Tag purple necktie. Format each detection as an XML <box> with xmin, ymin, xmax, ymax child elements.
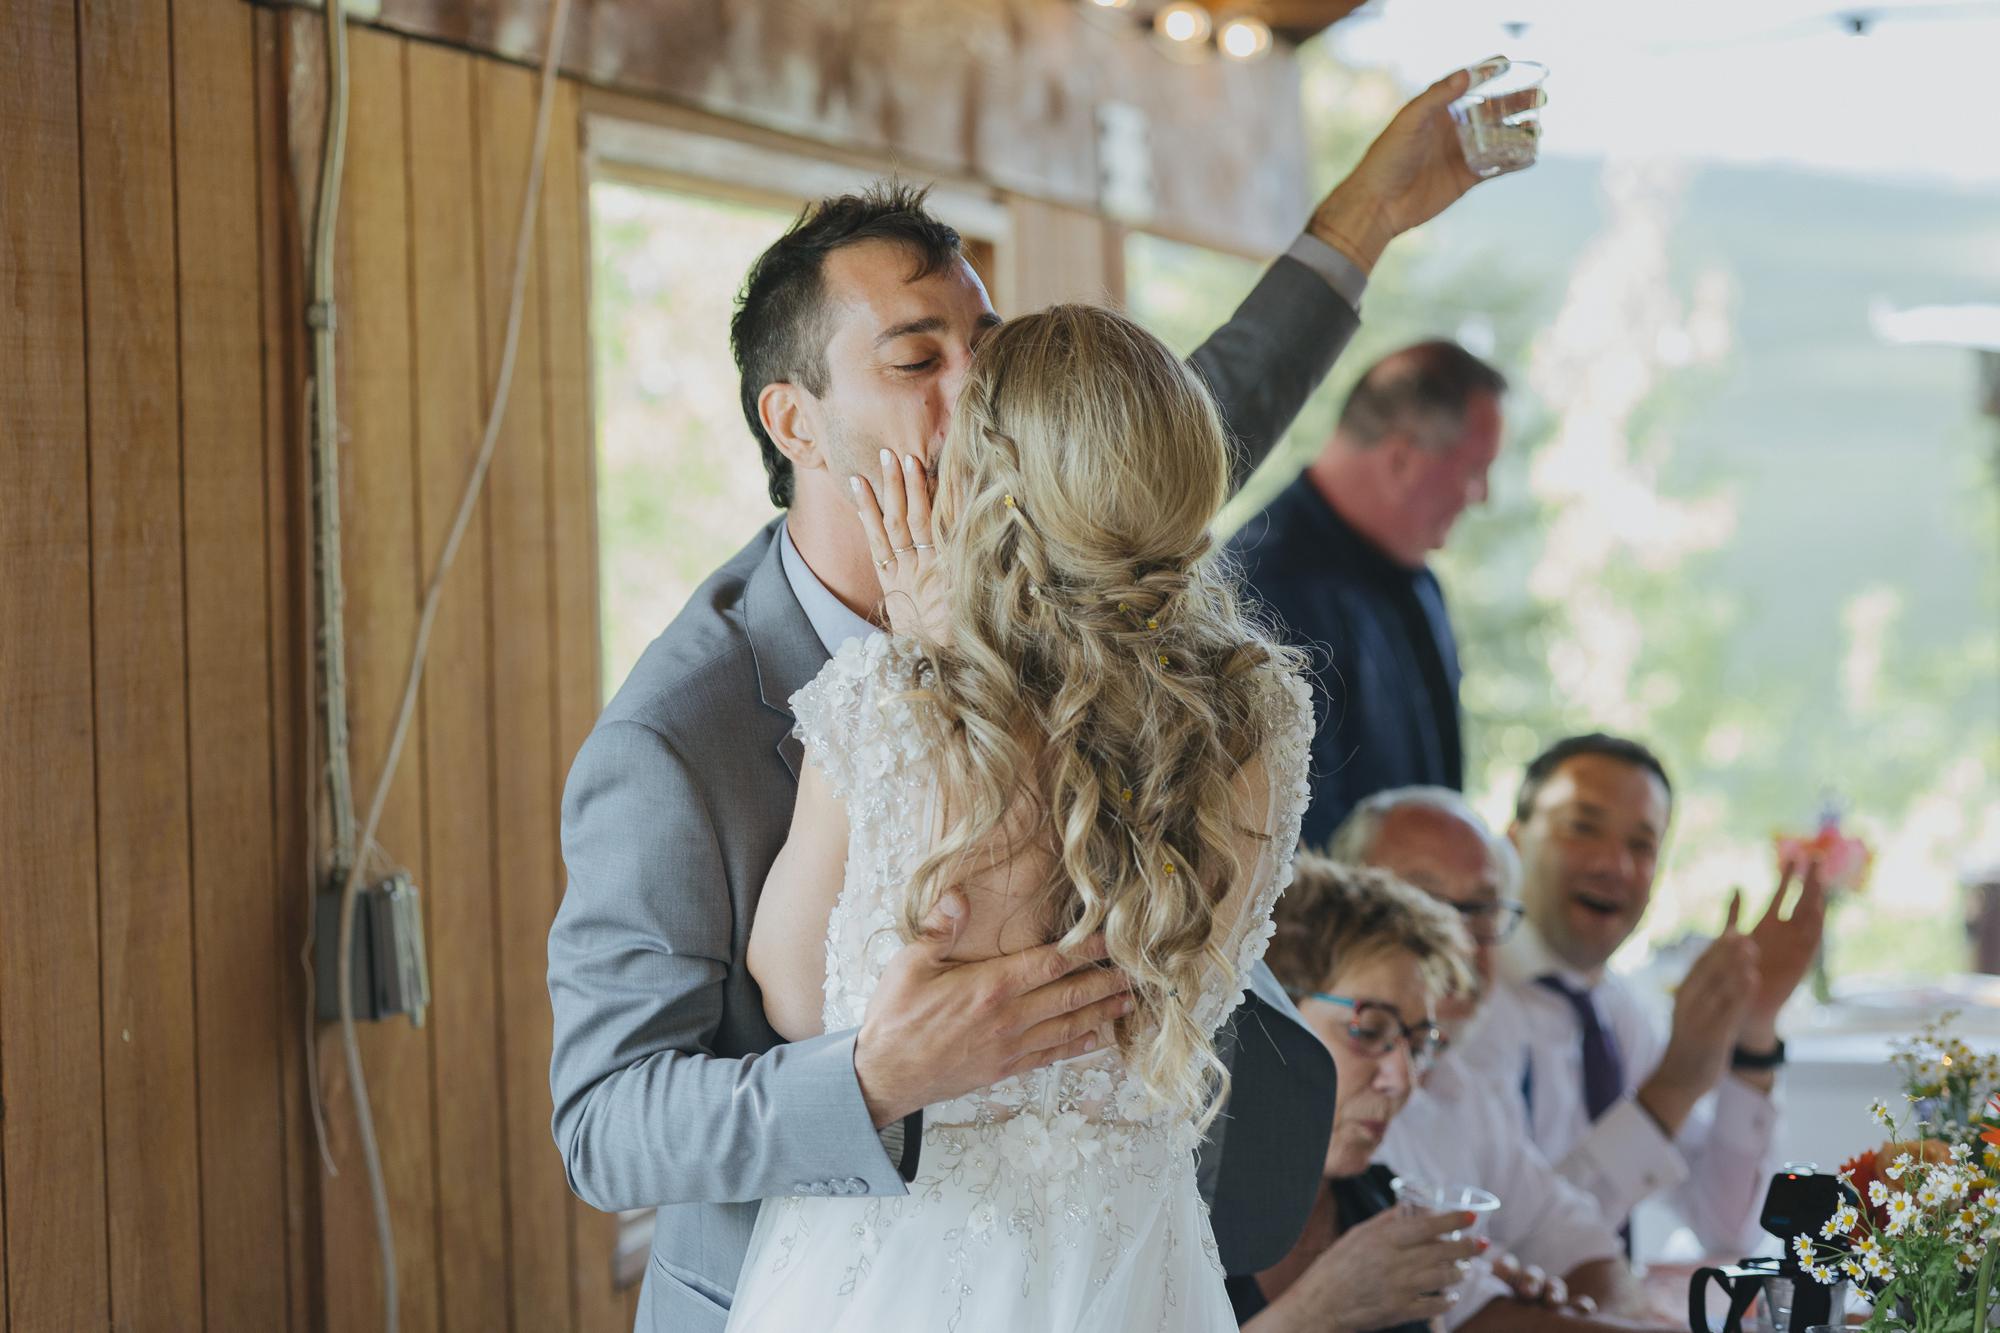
<box><xmin>1536</xmin><ymin>974</ymin><xmax>1626</xmax><ymax>1122</ymax></box>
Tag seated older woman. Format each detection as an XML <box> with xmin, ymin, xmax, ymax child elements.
<box><xmin>1240</xmin><ymin>854</ymin><xmax>1674</xmax><ymax>1333</ymax></box>
<box><xmin>1233</xmin><ymin>858</ymin><xmax>1485</xmax><ymax>1331</ymax></box>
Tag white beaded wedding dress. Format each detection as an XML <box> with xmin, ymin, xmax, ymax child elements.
<box><xmin>724</xmin><ymin>634</ymin><xmax>1313</xmax><ymax>1333</ymax></box>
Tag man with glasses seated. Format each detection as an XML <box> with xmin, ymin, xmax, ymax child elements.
<box><xmin>1330</xmin><ymin>787</ymin><xmax>1665</xmax><ymax>1331</ymax></box>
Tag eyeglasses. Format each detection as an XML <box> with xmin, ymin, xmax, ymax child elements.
<box><xmin>1450</xmin><ymin>898</ymin><xmax>1526</xmax><ymax>945</ymax></box>
<box><xmin>1288</xmin><ymin>991</ymin><xmax>1448</xmax><ymax>1074</ymax></box>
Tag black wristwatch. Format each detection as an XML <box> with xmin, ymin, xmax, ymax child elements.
<box><xmin>1732</xmin><ymin>1039</ymin><xmax>1787</xmax><ymax>1071</ymax></box>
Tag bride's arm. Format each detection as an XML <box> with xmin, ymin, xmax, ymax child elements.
<box><xmin>747</xmin><ymin>760</ymin><xmax>850</xmax><ymax>1042</ymax></box>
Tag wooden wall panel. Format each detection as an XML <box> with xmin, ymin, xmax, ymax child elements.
<box><xmin>1001</xmin><ymin>196</ymin><xmax>1124</xmax><ymax>315</ymax></box>
<box><xmin>0</xmin><ymin>4</ymin><xmax>111</xmax><ymax>1329</ymax></box>
<box><xmin>76</xmin><ymin>1</ymin><xmax>206</xmax><ymax>1324</ymax></box>
<box><xmin>541</xmin><ymin>80</ymin><xmax>630</xmax><ymax>1333</ymax></box>
<box><xmin>475</xmin><ymin>56</ymin><xmax>575</xmax><ymax>1333</ymax></box>
<box><xmin>253</xmin><ymin>13</ymin><xmax>323</xmax><ymax>1329</ymax></box>
<box><xmin>172</xmin><ymin>0</ymin><xmax>292</xmax><ymax>1328</ymax></box>
<box><xmin>320</xmin><ymin>25</ymin><xmax>441</xmax><ymax>1333</ymax></box>
<box><xmin>346</xmin><ymin>0</ymin><xmax>1311</xmax><ymax>256</ymax></box>
<box><xmin>404</xmin><ymin>36</ymin><xmax>512</xmax><ymax>1333</ymax></box>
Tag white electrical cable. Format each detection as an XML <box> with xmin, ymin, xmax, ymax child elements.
<box><xmin>302</xmin><ymin>1</ymin><xmax>573</xmax><ymax>1328</ymax></box>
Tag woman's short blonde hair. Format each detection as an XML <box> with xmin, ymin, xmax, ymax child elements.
<box><xmin>1266</xmin><ymin>854</ymin><xmax>1478</xmax><ymax>1003</ymax></box>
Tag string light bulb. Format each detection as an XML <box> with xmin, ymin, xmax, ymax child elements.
<box><xmin>1217</xmin><ymin>14</ymin><xmax>1272</xmax><ymax>60</ymax></box>
<box><xmin>1154</xmin><ymin>2</ymin><xmax>1213</xmax><ymax>47</ymax></box>
<box><xmin>1087</xmin><ymin>0</ymin><xmax>1134</xmax><ymax>8</ymax></box>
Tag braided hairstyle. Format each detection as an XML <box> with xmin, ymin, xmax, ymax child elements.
<box><xmin>901</xmin><ymin>304</ymin><xmax>1304</xmax><ymax>1128</ymax></box>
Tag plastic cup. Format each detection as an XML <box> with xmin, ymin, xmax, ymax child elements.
<box><xmin>1393</xmin><ymin>1177</ymin><xmax>1502</xmax><ymax>1236</ymax></box>
<box><xmin>1450</xmin><ymin>58</ymin><xmax>1547</xmax><ymax>179</ymax></box>
<box><xmin>1393</xmin><ymin>1178</ymin><xmax>1503</xmax><ymax>1305</ymax></box>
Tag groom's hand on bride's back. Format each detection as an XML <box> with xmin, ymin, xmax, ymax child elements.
<box><xmin>852</xmin><ymin>888</ymin><xmax>1134</xmax><ymax>1128</ymax></box>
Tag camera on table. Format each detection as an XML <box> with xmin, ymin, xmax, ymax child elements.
<box><xmin>1689</xmin><ymin>1169</ymin><xmax>1860</xmax><ymax>1333</ymax></box>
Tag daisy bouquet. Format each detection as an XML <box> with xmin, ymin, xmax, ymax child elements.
<box><xmin>1893</xmin><ymin>1017</ymin><xmax>2000</xmax><ymax>1155</ymax></box>
<box><xmin>1794</xmin><ymin>1096</ymin><xmax>2000</xmax><ymax>1333</ymax></box>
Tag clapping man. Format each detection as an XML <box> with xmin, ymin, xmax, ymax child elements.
<box><xmin>1458</xmin><ymin>735</ymin><xmax>1826</xmax><ymax>1254</ymax></box>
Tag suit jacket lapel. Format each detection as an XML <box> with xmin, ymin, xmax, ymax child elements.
<box><xmin>743</xmin><ymin>522</ymin><xmax>831</xmax><ymax>780</ymax></box>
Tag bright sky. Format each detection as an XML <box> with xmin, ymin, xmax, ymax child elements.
<box><xmin>1327</xmin><ymin>0</ymin><xmax>2000</xmax><ymax>187</ymax></box>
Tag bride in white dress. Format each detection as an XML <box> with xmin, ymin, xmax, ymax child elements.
<box><xmin>730</xmin><ymin>304</ymin><xmax>1314</xmax><ymax>1333</ymax></box>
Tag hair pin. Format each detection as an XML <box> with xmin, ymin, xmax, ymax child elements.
<box><xmin>1003</xmin><ymin>494</ymin><xmax>1016</xmax><ymax>509</ymax></box>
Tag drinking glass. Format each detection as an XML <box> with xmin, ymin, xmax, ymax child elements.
<box><xmin>1393</xmin><ymin>1178</ymin><xmax>1503</xmax><ymax>1302</ymax></box>
<box><xmin>1450</xmin><ymin>58</ymin><xmax>1547</xmax><ymax>178</ymax></box>
<box><xmin>1393</xmin><ymin>1178</ymin><xmax>1502</xmax><ymax>1235</ymax></box>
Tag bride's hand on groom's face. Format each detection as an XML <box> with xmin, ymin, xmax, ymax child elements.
<box><xmin>851</xmin><ymin>889</ymin><xmax>1135</xmax><ymax>1128</ymax></box>
<box><xmin>853</xmin><ymin>449</ymin><xmax>949</xmax><ymax>642</ymax></box>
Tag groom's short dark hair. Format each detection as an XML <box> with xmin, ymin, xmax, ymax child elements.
<box><xmin>731</xmin><ymin>183</ymin><xmax>964</xmax><ymax>508</ymax></box>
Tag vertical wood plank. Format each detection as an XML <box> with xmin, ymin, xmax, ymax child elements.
<box><xmin>0</xmin><ymin>1069</ymin><xmax>6</xmax><ymax>1329</ymax></box>
<box><xmin>0</xmin><ymin>3</ymin><xmax>110</xmax><ymax>1328</ymax></box>
<box><xmin>405</xmin><ymin>37</ymin><xmax>510</xmax><ymax>1333</ymax></box>
<box><xmin>76</xmin><ymin>0</ymin><xmax>205</xmax><ymax>1324</ymax></box>
<box><xmin>172</xmin><ymin>0</ymin><xmax>291</xmax><ymax>1327</ymax></box>
<box><xmin>539</xmin><ymin>80</ymin><xmax>626</xmax><ymax>1333</ymax></box>
<box><xmin>318</xmin><ymin>25</ymin><xmax>441</xmax><ymax>1333</ymax></box>
<box><xmin>475</xmin><ymin>54</ymin><xmax>573</xmax><ymax>1333</ymax></box>
<box><xmin>256</xmin><ymin>12</ymin><xmax>321</xmax><ymax>1329</ymax></box>
<box><xmin>1001</xmin><ymin>197</ymin><xmax>1114</xmax><ymax>315</ymax></box>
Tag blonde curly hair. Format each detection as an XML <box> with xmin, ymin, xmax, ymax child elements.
<box><xmin>898</xmin><ymin>303</ymin><xmax>1304</xmax><ymax>1128</ymax></box>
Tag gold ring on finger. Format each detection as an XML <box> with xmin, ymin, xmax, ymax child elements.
<box><xmin>892</xmin><ymin>546</ymin><xmax>915</xmax><ymax>555</ymax></box>
<box><xmin>912</xmin><ymin>542</ymin><xmax>934</xmax><ymax>550</ymax></box>
<box><xmin>876</xmin><ymin>557</ymin><xmax>895</xmax><ymax>570</ymax></box>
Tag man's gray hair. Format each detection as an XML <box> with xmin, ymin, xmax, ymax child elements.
<box><xmin>1336</xmin><ymin>339</ymin><xmax>1507</xmax><ymax>453</ymax></box>
<box><xmin>1325</xmin><ymin>785</ymin><xmax>1520</xmax><ymax>895</ymax></box>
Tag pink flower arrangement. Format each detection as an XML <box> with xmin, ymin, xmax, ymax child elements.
<box><xmin>1774</xmin><ymin>811</ymin><xmax>1872</xmax><ymax>895</ymax></box>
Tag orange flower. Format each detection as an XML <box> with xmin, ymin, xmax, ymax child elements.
<box><xmin>1982</xmin><ymin>1094</ymin><xmax>2000</xmax><ymax>1147</ymax></box>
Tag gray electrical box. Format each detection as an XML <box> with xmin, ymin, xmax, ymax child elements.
<box><xmin>314</xmin><ymin>872</ymin><xmax>431</xmax><ymax>1027</ymax></box>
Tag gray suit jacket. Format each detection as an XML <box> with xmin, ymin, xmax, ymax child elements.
<box><xmin>550</xmin><ymin>253</ymin><xmax>1356</xmax><ymax>1331</ymax></box>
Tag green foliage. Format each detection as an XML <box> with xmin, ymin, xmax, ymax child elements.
<box><xmin>1130</xmin><ymin>36</ymin><xmax>2000</xmax><ymax>978</ymax></box>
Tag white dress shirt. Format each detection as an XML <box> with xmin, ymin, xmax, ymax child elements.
<box><xmin>779</xmin><ymin>520</ymin><xmax>879</xmax><ymax>655</ymax></box>
<box><xmin>1379</xmin><ymin>1049</ymin><xmax>1623</xmax><ymax>1328</ymax></box>
<box><xmin>1457</xmin><ymin>925</ymin><xmax>1778</xmax><ymax>1256</ymax></box>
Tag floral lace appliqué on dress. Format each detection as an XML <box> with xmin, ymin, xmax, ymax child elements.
<box><xmin>725</xmin><ymin>634</ymin><xmax>1314</xmax><ymax>1333</ymax></box>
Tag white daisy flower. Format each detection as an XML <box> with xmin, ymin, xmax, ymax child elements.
<box><xmin>1810</xmin><ymin>1265</ymin><xmax>1837</xmax><ymax>1285</ymax></box>
<box><xmin>1885</xmin><ymin>1193</ymin><xmax>1917</xmax><ymax>1235</ymax></box>
<box><xmin>1869</xmin><ymin>1181</ymin><xmax>1892</xmax><ymax>1206</ymax></box>
<box><xmin>1870</xmin><ymin>1099</ymin><xmax>1895</xmax><ymax>1129</ymax></box>
<box><xmin>1792</xmin><ymin>1235</ymin><xmax>1817</xmax><ymax>1266</ymax></box>
<box><xmin>1886</xmin><ymin>1153</ymin><xmax>1913</xmax><ymax>1182</ymax></box>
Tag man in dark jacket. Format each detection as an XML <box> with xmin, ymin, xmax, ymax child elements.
<box><xmin>1229</xmin><ymin>340</ymin><xmax>1507</xmax><ymax>848</ymax></box>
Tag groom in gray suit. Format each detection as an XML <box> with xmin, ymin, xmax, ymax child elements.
<box><xmin>550</xmin><ymin>69</ymin><xmax>1506</xmax><ymax>1331</ymax></box>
